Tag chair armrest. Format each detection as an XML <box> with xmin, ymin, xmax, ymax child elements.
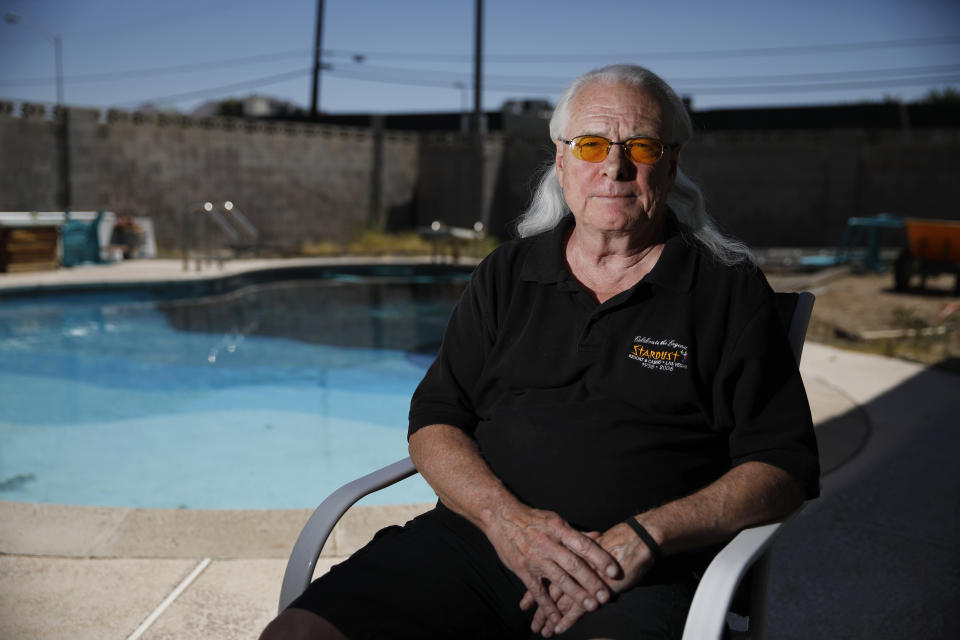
<box><xmin>278</xmin><ymin>456</ymin><xmax>418</xmax><ymax>612</ymax></box>
<box><xmin>681</xmin><ymin>507</ymin><xmax>802</xmax><ymax>640</ymax></box>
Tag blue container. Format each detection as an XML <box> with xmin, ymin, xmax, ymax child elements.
<box><xmin>61</xmin><ymin>210</ymin><xmax>103</xmax><ymax>267</ymax></box>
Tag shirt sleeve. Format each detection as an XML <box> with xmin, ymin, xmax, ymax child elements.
<box><xmin>407</xmin><ymin>262</ymin><xmax>497</xmax><ymax>439</ymax></box>
<box><xmin>718</xmin><ymin>298</ymin><xmax>821</xmax><ymax>499</ymax></box>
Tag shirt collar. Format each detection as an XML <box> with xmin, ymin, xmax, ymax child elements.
<box><xmin>643</xmin><ymin>217</ymin><xmax>698</xmax><ymax>293</ymax></box>
<box><xmin>519</xmin><ymin>211</ymin><xmax>698</xmax><ymax>293</ymax></box>
<box><xmin>520</xmin><ymin>215</ymin><xmax>574</xmax><ymax>284</ymax></box>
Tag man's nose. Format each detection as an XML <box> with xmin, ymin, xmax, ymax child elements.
<box><xmin>601</xmin><ymin>142</ymin><xmax>635</xmax><ymax>179</ymax></box>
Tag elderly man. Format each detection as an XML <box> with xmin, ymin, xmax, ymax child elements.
<box><xmin>261</xmin><ymin>64</ymin><xmax>819</xmax><ymax>640</ymax></box>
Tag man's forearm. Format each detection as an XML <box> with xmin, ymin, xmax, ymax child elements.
<box><xmin>408</xmin><ymin>423</ymin><xmax>522</xmax><ymax>531</ymax></box>
<box><xmin>634</xmin><ymin>461</ymin><xmax>805</xmax><ymax>556</ymax></box>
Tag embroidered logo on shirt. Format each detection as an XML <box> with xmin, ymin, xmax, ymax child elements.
<box><xmin>628</xmin><ymin>336</ymin><xmax>689</xmax><ymax>372</ymax></box>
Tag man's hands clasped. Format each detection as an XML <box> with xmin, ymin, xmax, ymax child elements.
<box><xmin>482</xmin><ymin>504</ymin><xmax>657</xmax><ymax>638</ymax></box>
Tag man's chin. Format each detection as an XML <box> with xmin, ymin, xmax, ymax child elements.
<box><xmin>582</xmin><ymin>209</ymin><xmax>654</xmax><ymax>234</ymax></box>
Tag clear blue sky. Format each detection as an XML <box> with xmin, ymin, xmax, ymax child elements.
<box><xmin>1</xmin><ymin>0</ymin><xmax>958</xmax><ymax>114</ymax></box>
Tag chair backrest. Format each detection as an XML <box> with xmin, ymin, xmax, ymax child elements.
<box><xmin>775</xmin><ymin>291</ymin><xmax>815</xmax><ymax>363</ymax></box>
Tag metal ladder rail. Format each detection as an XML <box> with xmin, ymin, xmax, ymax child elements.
<box><xmin>181</xmin><ymin>201</ymin><xmax>260</xmax><ymax>271</ymax></box>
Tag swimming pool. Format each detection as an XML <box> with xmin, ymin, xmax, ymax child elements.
<box><xmin>0</xmin><ymin>265</ymin><xmax>471</xmax><ymax>509</ymax></box>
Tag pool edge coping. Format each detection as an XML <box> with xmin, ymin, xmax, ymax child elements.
<box><xmin>0</xmin><ymin>256</ymin><xmax>481</xmax><ymax>297</ymax></box>
<box><xmin>0</xmin><ymin>499</ymin><xmax>435</xmax><ymax>559</ymax></box>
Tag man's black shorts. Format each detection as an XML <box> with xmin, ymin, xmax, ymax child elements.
<box><xmin>288</xmin><ymin>503</ymin><xmax>698</xmax><ymax>640</ymax></box>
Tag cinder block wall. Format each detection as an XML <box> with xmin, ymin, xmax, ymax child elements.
<box><xmin>681</xmin><ymin>129</ymin><xmax>960</xmax><ymax>247</ymax></box>
<box><xmin>1</xmin><ymin>103</ymin><xmax>957</xmax><ymax>251</ymax></box>
<box><xmin>0</xmin><ymin>105</ymin><xmax>422</xmax><ymax>251</ymax></box>
<box><xmin>0</xmin><ymin>104</ymin><xmax>62</xmax><ymax>208</ymax></box>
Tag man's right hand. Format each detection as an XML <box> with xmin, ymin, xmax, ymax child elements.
<box><xmin>481</xmin><ymin>503</ymin><xmax>620</xmax><ymax>636</ymax></box>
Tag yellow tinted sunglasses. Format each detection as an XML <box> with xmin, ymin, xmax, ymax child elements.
<box><xmin>559</xmin><ymin>135</ymin><xmax>675</xmax><ymax>165</ymax></box>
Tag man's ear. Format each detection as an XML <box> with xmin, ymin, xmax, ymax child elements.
<box><xmin>667</xmin><ymin>147</ymin><xmax>680</xmax><ymax>181</ymax></box>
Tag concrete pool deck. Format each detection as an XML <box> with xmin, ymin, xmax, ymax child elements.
<box><xmin>2</xmin><ymin>259</ymin><xmax>958</xmax><ymax>638</ymax></box>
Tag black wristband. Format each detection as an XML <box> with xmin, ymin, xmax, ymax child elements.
<box><xmin>625</xmin><ymin>517</ymin><xmax>663</xmax><ymax>565</ymax></box>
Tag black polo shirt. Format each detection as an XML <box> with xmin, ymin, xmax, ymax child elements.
<box><xmin>409</xmin><ymin>216</ymin><xmax>819</xmax><ymax>532</ymax></box>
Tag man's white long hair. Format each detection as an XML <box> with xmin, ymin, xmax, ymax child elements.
<box><xmin>515</xmin><ymin>64</ymin><xmax>753</xmax><ymax>265</ymax></box>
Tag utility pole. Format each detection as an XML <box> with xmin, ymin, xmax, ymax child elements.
<box><xmin>473</xmin><ymin>0</ymin><xmax>483</xmax><ymax>134</ymax></box>
<box><xmin>310</xmin><ymin>0</ymin><xmax>325</xmax><ymax>119</ymax></box>
<box><xmin>473</xmin><ymin>0</ymin><xmax>488</xmax><ymax>232</ymax></box>
<box><xmin>53</xmin><ymin>34</ymin><xmax>63</xmax><ymax>107</ymax></box>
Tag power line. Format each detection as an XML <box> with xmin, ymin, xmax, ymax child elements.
<box><xmin>325</xmin><ymin>64</ymin><xmax>960</xmax><ymax>97</ymax></box>
<box><xmin>666</xmin><ymin>63</ymin><xmax>960</xmax><ymax>85</ymax></box>
<box><xmin>489</xmin><ymin>73</ymin><xmax>960</xmax><ymax>96</ymax></box>
<box><xmin>0</xmin><ymin>50</ymin><xmax>312</xmax><ymax>86</ymax></box>
<box><xmin>6</xmin><ymin>58</ymin><xmax>958</xmax><ymax>92</ymax></box>
<box><xmin>6</xmin><ymin>58</ymin><xmax>956</xmax><ymax>108</ymax></box>
<box><xmin>325</xmin><ymin>66</ymin><xmax>469</xmax><ymax>90</ymax></box>
<box><xmin>674</xmin><ymin>73</ymin><xmax>960</xmax><ymax>96</ymax></box>
<box><xmin>7</xmin><ymin>67</ymin><xmax>955</xmax><ymax>111</ymax></box>
<box><xmin>5</xmin><ymin>37</ymin><xmax>958</xmax><ymax>108</ymax></box>
<box><xmin>5</xmin><ymin>34</ymin><xmax>958</xmax><ymax>87</ymax></box>
<box><xmin>325</xmin><ymin>35</ymin><xmax>960</xmax><ymax>63</ymax></box>
<box><xmin>331</xmin><ymin>61</ymin><xmax>960</xmax><ymax>88</ymax></box>
<box><xmin>112</xmin><ymin>68</ymin><xmax>311</xmax><ymax>108</ymax></box>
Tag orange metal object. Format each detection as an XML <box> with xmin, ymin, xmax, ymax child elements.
<box><xmin>904</xmin><ymin>218</ymin><xmax>960</xmax><ymax>263</ymax></box>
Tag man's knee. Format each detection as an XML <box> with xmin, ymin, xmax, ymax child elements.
<box><xmin>259</xmin><ymin>608</ymin><xmax>349</xmax><ymax>640</ymax></box>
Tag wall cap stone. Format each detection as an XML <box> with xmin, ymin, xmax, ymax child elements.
<box><xmin>20</xmin><ymin>103</ymin><xmax>48</xmax><ymax>119</ymax></box>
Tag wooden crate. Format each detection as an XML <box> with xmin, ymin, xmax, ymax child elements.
<box><xmin>0</xmin><ymin>225</ymin><xmax>60</xmax><ymax>272</ymax></box>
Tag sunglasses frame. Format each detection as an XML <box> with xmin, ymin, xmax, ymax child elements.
<box><xmin>558</xmin><ymin>135</ymin><xmax>677</xmax><ymax>165</ymax></box>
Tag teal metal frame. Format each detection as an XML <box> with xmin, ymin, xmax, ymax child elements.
<box><xmin>800</xmin><ymin>213</ymin><xmax>904</xmax><ymax>272</ymax></box>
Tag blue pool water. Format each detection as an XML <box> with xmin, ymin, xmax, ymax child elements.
<box><xmin>0</xmin><ymin>268</ymin><xmax>469</xmax><ymax>508</ymax></box>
